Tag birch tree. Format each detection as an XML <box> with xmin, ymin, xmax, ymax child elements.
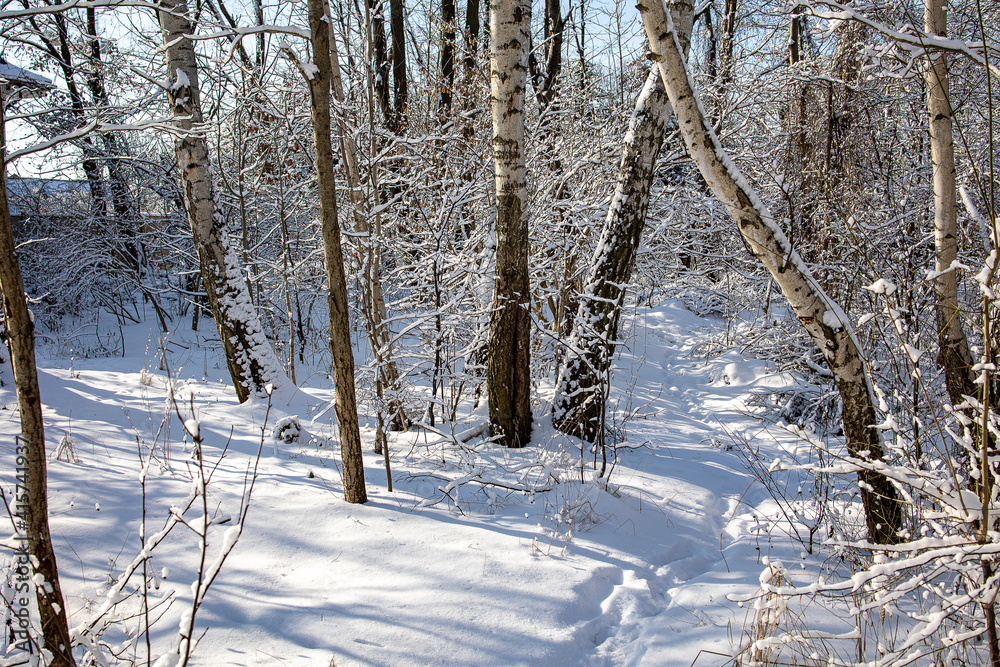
<box><xmin>925</xmin><ymin>0</ymin><xmax>977</xmax><ymax>407</ymax></box>
<box><xmin>487</xmin><ymin>0</ymin><xmax>532</xmax><ymax>448</ymax></box>
<box><xmin>158</xmin><ymin>0</ymin><xmax>287</xmax><ymax>402</ymax></box>
<box><xmin>637</xmin><ymin>0</ymin><xmax>901</xmax><ymax>543</ymax></box>
<box><xmin>552</xmin><ymin>0</ymin><xmax>693</xmax><ymax>443</ymax></box>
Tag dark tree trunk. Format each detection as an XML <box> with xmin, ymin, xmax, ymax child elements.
<box><xmin>0</xmin><ymin>96</ymin><xmax>77</xmax><ymax>667</ymax></box>
<box><xmin>788</xmin><ymin>6</ymin><xmax>804</xmax><ymax>65</ymax></box>
<box><xmin>439</xmin><ymin>0</ymin><xmax>456</xmax><ymax>113</ymax></box>
<box><xmin>552</xmin><ymin>68</ymin><xmax>671</xmax><ymax>441</ymax></box>
<box><xmin>327</xmin><ymin>23</ymin><xmax>408</xmax><ymax>433</ymax></box>
<box><xmin>305</xmin><ymin>0</ymin><xmax>369</xmax><ymax>503</ymax></box>
<box><xmin>720</xmin><ymin>0</ymin><xmax>737</xmax><ymax>88</ymax></box>
<box><xmin>367</xmin><ymin>0</ymin><xmax>394</xmax><ymax>130</ymax></box>
<box><xmin>464</xmin><ymin>0</ymin><xmax>481</xmax><ymax>72</ymax></box>
<box><xmin>528</xmin><ymin>0</ymin><xmax>564</xmax><ymax>115</ymax></box>
<box><xmin>705</xmin><ymin>5</ymin><xmax>717</xmax><ymax>80</ymax></box>
<box><xmin>390</xmin><ymin>0</ymin><xmax>408</xmax><ymax>130</ymax></box>
<box><xmin>37</xmin><ymin>9</ymin><xmax>109</xmax><ymax>219</ymax></box>
<box><xmin>86</xmin><ymin>8</ymin><xmax>142</xmax><ymax>274</ymax></box>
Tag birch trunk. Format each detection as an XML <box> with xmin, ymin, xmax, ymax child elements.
<box><xmin>926</xmin><ymin>0</ymin><xmax>976</xmax><ymax>407</ymax></box>
<box><xmin>926</xmin><ymin>0</ymin><xmax>997</xmax><ymax>655</ymax></box>
<box><xmin>487</xmin><ymin>0</ymin><xmax>532</xmax><ymax>448</ymax></box>
<box><xmin>638</xmin><ymin>0</ymin><xmax>901</xmax><ymax>543</ymax></box>
<box><xmin>306</xmin><ymin>0</ymin><xmax>368</xmax><ymax>504</ymax></box>
<box><xmin>552</xmin><ymin>0</ymin><xmax>693</xmax><ymax>441</ymax></box>
<box><xmin>0</xmin><ymin>96</ymin><xmax>77</xmax><ymax>667</ymax></box>
<box><xmin>158</xmin><ymin>0</ymin><xmax>286</xmax><ymax>402</ymax></box>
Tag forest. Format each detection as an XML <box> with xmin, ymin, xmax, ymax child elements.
<box><xmin>0</xmin><ymin>0</ymin><xmax>999</xmax><ymax>664</ymax></box>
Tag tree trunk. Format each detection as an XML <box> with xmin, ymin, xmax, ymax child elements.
<box><xmin>86</xmin><ymin>8</ymin><xmax>142</xmax><ymax>275</ymax></box>
<box><xmin>390</xmin><ymin>0</ymin><xmax>408</xmax><ymax>130</ymax></box>
<box><xmin>925</xmin><ymin>0</ymin><xmax>977</xmax><ymax>407</ymax></box>
<box><xmin>487</xmin><ymin>0</ymin><xmax>532</xmax><ymax>448</ymax></box>
<box><xmin>42</xmin><ymin>10</ymin><xmax>109</xmax><ymax>221</ymax></box>
<box><xmin>366</xmin><ymin>0</ymin><xmax>394</xmax><ymax>130</ymax></box>
<box><xmin>528</xmin><ymin>0</ymin><xmax>564</xmax><ymax>114</ymax></box>
<box><xmin>328</xmin><ymin>19</ymin><xmax>408</xmax><ymax>432</ymax></box>
<box><xmin>552</xmin><ymin>0</ymin><xmax>693</xmax><ymax>442</ymax></box>
<box><xmin>158</xmin><ymin>0</ymin><xmax>287</xmax><ymax>402</ymax></box>
<box><xmin>306</xmin><ymin>0</ymin><xmax>369</xmax><ymax>504</ymax></box>
<box><xmin>439</xmin><ymin>0</ymin><xmax>456</xmax><ymax>113</ymax></box>
<box><xmin>638</xmin><ymin>0</ymin><xmax>901</xmax><ymax>544</ymax></box>
<box><xmin>464</xmin><ymin>0</ymin><xmax>481</xmax><ymax>72</ymax></box>
<box><xmin>788</xmin><ymin>5</ymin><xmax>804</xmax><ymax>65</ymax></box>
<box><xmin>0</xmin><ymin>95</ymin><xmax>77</xmax><ymax>667</ymax></box>
<box><xmin>720</xmin><ymin>0</ymin><xmax>737</xmax><ymax>88</ymax></box>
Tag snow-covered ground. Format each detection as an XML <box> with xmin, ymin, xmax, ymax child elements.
<box><xmin>1</xmin><ymin>301</ymin><xmax>820</xmax><ymax>666</ymax></box>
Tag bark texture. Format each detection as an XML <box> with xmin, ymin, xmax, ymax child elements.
<box><xmin>464</xmin><ymin>0</ymin><xmax>481</xmax><ymax>72</ymax></box>
<box><xmin>0</xmin><ymin>99</ymin><xmax>77</xmax><ymax>667</ymax></box>
<box><xmin>926</xmin><ymin>0</ymin><xmax>977</xmax><ymax>407</ymax></box>
<box><xmin>528</xmin><ymin>0</ymin><xmax>564</xmax><ymax>113</ymax></box>
<box><xmin>439</xmin><ymin>0</ymin><xmax>457</xmax><ymax>113</ymax></box>
<box><xmin>638</xmin><ymin>0</ymin><xmax>900</xmax><ymax>544</ymax></box>
<box><xmin>487</xmin><ymin>0</ymin><xmax>532</xmax><ymax>448</ymax></box>
<box><xmin>307</xmin><ymin>0</ymin><xmax>368</xmax><ymax>504</ymax></box>
<box><xmin>552</xmin><ymin>68</ymin><xmax>670</xmax><ymax>440</ymax></box>
<box><xmin>158</xmin><ymin>0</ymin><xmax>286</xmax><ymax>402</ymax></box>
<box><xmin>366</xmin><ymin>0</ymin><xmax>394</xmax><ymax>130</ymax></box>
<box><xmin>390</xmin><ymin>0</ymin><xmax>408</xmax><ymax>129</ymax></box>
<box><xmin>552</xmin><ymin>0</ymin><xmax>694</xmax><ymax>441</ymax></box>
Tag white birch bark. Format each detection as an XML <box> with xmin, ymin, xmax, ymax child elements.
<box><xmin>158</xmin><ymin>0</ymin><xmax>286</xmax><ymax>402</ymax></box>
<box><xmin>487</xmin><ymin>0</ymin><xmax>532</xmax><ymax>448</ymax></box>
<box><xmin>926</xmin><ymin>0</ymin><xmax>976</xmax><ymax>407</ymax></box>
<box><xmin>638</xmin><ymin>0</ymin><xmax>901</xmax><ymax>543</ymax></box>
<box><xmin>553</xmin><ymin>0</ymin><xmax>693</xmax><ymax>441</ymax></box>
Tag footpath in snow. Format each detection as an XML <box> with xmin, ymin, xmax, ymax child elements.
<box><xmin>0</xmin><ymin>300</ymin><xmax>804</xmax><ymax>666</ymax></box>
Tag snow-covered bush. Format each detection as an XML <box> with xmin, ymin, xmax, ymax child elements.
<box><xmin>737</xmin><ymin>253</ymin><xmax>1000</xmax><ymax>664</ymax></box>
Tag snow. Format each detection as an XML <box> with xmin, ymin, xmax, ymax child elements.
<box><xmin>0</xmin><ymin>301</ymin><xmax>859</xmax><ymax>665</ymax></box>
<box><xmin>864</xmin><ymin>277</ymin><xmax>897</xmax><ymax>295</ymax></box>
<box><xmin>299</xmin><ymin>62</ymin><xmax>320</xmax><ymax>81</ymax></box>
<box><xmin>0</xmin><ymin>61</ymin><xmax>51</xmax><ymax>88</ymax></box>
<box><xmin>170</xmin><ymin>68</ymin><xmax>190</xmax><ymax>92</ymax></box>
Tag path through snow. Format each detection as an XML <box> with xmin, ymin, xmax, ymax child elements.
<box><xmin>0</xmin><ymin>301</ymin><xmax>801</xmax><ymax>666</ymax></box>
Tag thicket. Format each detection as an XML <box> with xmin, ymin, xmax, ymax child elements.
<box><xmin>2</xmin><ymin>0</ymin><xmax>999</xmax><ymax>662</ymax></box>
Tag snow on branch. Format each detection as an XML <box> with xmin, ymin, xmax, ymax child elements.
<box><xmin>804</xmin><ymin>0</ymin><xmax>1000</xmax><ymax>78</ymax></box>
